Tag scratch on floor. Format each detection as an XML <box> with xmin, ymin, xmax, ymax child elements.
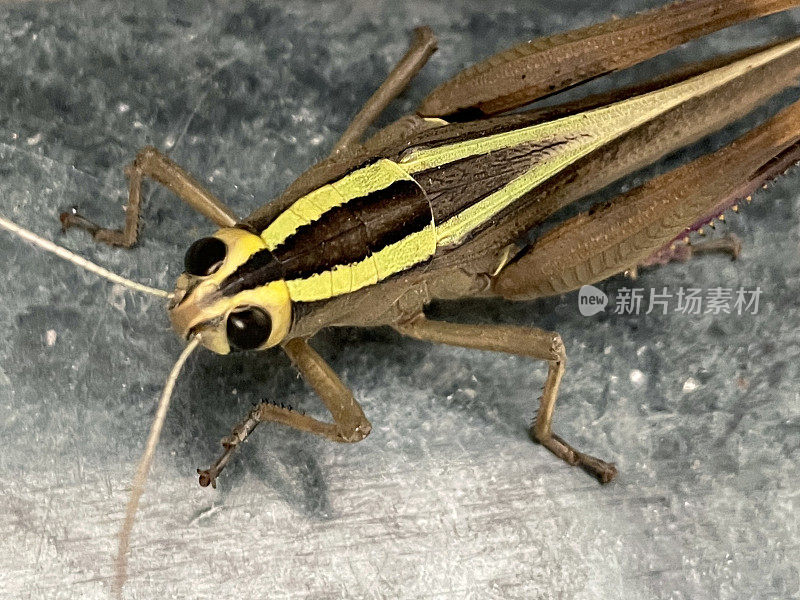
<box><xmin>188</xmin><ymin>503</ymin><xmax>223</xmax><ymax>527</ymax></box>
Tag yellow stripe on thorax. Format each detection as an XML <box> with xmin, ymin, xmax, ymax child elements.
<box><xmin>398</xmin><ymin>37</ymin><xmax>800</xmax><ymax>247</ymax></box>
<box><xmin>264</xmin><ymin>158</ymin><xmax>436</xmax><ymax>302</ymax></box>
<box><xmin>285</xmin><ymin>223</ymin><xmax>436</xmax><ymax>302</ymax></box>
<box><xmin>260</xmin><ymin>158</ymin><xmax>414</xmax><ymax>250</ymax></box>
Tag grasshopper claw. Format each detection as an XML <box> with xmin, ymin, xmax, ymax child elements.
<box><xmin>197</xmin><ymin>468</ymin><xmax>217</xmax><ymax>489</ymax></box>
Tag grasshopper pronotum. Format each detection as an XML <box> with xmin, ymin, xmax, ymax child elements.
<box><xmin>2</xmin><ymin>0</ymin><xmax>799</xmax><ymax>594</ymax></box>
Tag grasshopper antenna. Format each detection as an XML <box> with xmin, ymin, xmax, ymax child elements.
<box><xmin>113</xmin><ymin>335</ymin><xmax>202</xmax><ymax>597</ymax></box>
<box><xmin>0</xmin><ymin>214</ymin><xmax>172</xmax><ymax>299</ymax></box>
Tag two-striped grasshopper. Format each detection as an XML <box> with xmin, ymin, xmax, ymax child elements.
<box><xmin>2</xmin><ymin>0</ymin><xmax>800</xmax><ymax>592</ymax></box>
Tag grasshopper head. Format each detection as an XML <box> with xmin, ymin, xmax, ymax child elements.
<box><xmin>168</xmin><ymin>228</ymin><xmax>292</xmax><ymax>354</ymax></box>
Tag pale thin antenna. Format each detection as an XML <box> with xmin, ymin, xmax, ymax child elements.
<box><xmin>0</xmin><ymin>214</ymin><xmax>172</xmax><ymax>299</ymax></box>
<box><xmin>113</xmin><ymin>335</ymin><xmax>202</xmax><ymax>597</ymax></box>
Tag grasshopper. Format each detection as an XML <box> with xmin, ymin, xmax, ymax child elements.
<box><xmin>2</xmin><ymin>0</ymin><xmax>800</xmax><ymax>593</ymax></box>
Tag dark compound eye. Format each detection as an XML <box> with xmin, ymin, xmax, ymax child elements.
<box><xmin>184</xmin><ymin>237</ymin><xmax>226</xmax><ymax>276</ymax></box>
<box><xmin>226</xmin><ymin>307</ymin><xmax>272</xmax><ymax>350</ymax></box>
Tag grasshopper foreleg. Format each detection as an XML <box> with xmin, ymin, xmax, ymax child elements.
<box><xmin>61</xmin><ymin>145</ymin><xmax>238</xmax><ymax>247</ymax></box>
<box><xmin>198</xmin><ymin>338</ymin><xmax>372</xmax><ymax>487</ymax></box>
<box><xmin>394</xmin><ymin>316</ymin><xmax>618</xmax><ymax>484</ymax></box>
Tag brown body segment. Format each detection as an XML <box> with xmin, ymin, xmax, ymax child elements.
<box><xmin>415</xmin><ymin>138</ymin><xmax>578</xmax><ymax>224</ymax></box>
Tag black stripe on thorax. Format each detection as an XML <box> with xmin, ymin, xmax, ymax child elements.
<box><xmin>273</xmin><ymin>178</ymin><xmax>430</xmax><ymax>278</ymax></box>
<box><xmin>220</xmin><ymin>247</ymin><xmax>285</xmax><ymax>297</ymax></box>
<box><xmin>221</xmin><ymin>177</ymin><xmax>431</xmax><ymax>295</ymax></box>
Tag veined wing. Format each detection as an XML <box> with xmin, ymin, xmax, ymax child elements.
<box><xmin>400</xmin><ymin>36</ymin><xmax>800</xmax><ymax>248</ymax></box>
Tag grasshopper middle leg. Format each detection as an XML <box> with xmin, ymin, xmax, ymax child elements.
<box><xmin>251</xmin><ymin>27</ymin><xmax>439</xmax><ymax>228</ymax></box>
<box><xmin>61</xmin><ymin>145</ymin><xmax>238</xmax><ymax>247</ymax></box>
<box><xmin>331</xmin><ymin>26</ymin><xmax>437</xmax><ymax>155</ymax></box>
<box><xmin>198</xmin><ymin>337</ymin><xmax>371</xmax><ymax>487</ymax></box>
<box><xmin>394</xmin><ymin>315</ymin><xmax>618</xmax><ymax>483</ymax></box>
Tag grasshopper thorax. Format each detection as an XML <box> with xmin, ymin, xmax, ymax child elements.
<box><xmin>168</xmin><ymin>227</ymin><xmax>292</xmax><ymax>354</ymax></box>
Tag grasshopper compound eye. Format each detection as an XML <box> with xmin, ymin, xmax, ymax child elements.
<box><xmin>184</xmin><ymin>236</ymin><xmax>226</xmax><ymax>276</ymax></box>
<box><xmin>226</xmin><ymin>307</ymin><xmax>272</xmax><ymax>350</ymax></box>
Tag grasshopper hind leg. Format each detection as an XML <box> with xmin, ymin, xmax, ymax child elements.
<box><xmin>61</xmin><ymin>146</ymin><xmax>238</xmax><ymax>248</ymax></box>
<box><xmin>417</xmin><ymin>0</ymin><xmax>800</xmax><ymax>118</ymax></box>
<box><xmin>485</xmin><ymin>99</ymin><xmax>800</xmax><ymax>482</ymax></box>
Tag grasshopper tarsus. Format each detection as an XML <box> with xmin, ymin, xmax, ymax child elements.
<box><xmin>198</xmin><ymin>438</ymin><xmax>241</xmax><ymax>488</ymax></box>
<box><xmin>533</xmin><ymin>430</ymin><xmax>618</xmax><ymax>484</ymax></box>
<box><xmin>197</xmin><ymin>446</ymin><xmax>235</xmax><ymax>489</ymax></box>
<box><xmin>197</xmin><ymin>451</ymin><xmax>236</xmax><ymax>488</ymax></box>
<box><xmin>575</xmin><ymin>452</ymin><xmax>619</xmax><ymax>485</ymax></box>
<box><xmin>60</xmin><ymin>208</ymin><xmax>101</xmax><ymax>236</ymax></box>
<box><xmin>198</xmin><ymin>405</ymin><xmax>265</xmax><ymax>488</ymax></box>
<box><xmin>60</xmin><ymin>207</ymin><xmax>133</xmax><ymax>247</ymax></box>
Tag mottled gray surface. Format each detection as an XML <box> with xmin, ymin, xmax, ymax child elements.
<box><xmin>1</xmin><ymin>1</ymin><xmax>799</xmax><ymax>598</ymax></box>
